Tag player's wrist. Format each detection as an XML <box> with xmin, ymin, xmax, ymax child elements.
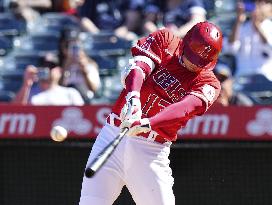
<box><xmin>126</xmin><ymin>91</ymin><xmax>140</xmax><ymax>101</ymax></box>
<box><xmin>148</xmin><ymin>117</ymin><xmax>155</xmax><ymax>128</ymax></box>
<box><xmin>140</xmin><ymin>118</ymin><xmax>151</xmax><ymax>131</ymax></box>
<box><xmin>120</xmin><ymin>91</ymin><xmax>142</xmax><ymax>122</ymax></box>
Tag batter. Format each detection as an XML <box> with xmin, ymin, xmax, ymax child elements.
<box><xmin>79</xmin><ymin>21</ymin><xmax>222</xmax><ymax>205</ymax></box>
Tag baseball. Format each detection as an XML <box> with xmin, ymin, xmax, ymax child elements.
<box><xmin>50</xmin><ymin>126</ymin><xmax>68</xmax><ymax>142</ymax></box>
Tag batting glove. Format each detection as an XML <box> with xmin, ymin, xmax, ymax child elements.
<box><xmin>120</xmin><ymin>91</ymin><xmax>142</xmax><ymax>122</ymax></box>
<box><xmin>120</xmin><ymin>118</ymin><xmax>151</xmax><ymax>136</ymax></box>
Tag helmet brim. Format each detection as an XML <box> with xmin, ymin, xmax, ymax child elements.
<box><xmin>183</xmin><ymin>45</ymin><xmax>218</xmax><ymax>71</ymax></box>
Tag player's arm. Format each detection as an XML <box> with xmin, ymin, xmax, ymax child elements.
<box><xmin>122</xmin><ymin>79</ymin><xmax>220</xmax><ymax>137</ymax></box>
<box><xmin>120</xmin><ymin>29</ymin><xmax>168</xmax><ymax>121</ymax></box>
<box><xmin>121</xmin><ymin>28</ymin><xmax>171</xmax><ymax>92</ymax></box>
<box><xmin>150</xmin><ymin>79</ymin><xmax>221</xmax><ymax>129</ymax></box>
<box><xmin>121</xmin><ymin>94</ymin><xmax>205</xmax><ymax>136</ymax></box>
<box><xmin>120</xmin><ymin>56</ymin><xmax>155</xmax><ymax>121</ymax></box>
<box><xmin>149</xmin><ymin>94</ymin><xmax>204</xmax><ymax>129</ymax></box>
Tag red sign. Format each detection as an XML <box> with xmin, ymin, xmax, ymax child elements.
<box><xmin>0</xmin><ymin>104</ymin><xmax>272</xmax><ymax>140</ymax></box>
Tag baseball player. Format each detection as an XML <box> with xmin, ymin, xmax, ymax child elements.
<box><xmin>79</xmin><ymin>21</ymin><xmax>222</xmax><ymax>205</ymax></box>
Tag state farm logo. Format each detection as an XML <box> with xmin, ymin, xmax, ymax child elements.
<box><xmin>53</xmin><ymin>107</ymin><xmax>92</xmax><ymax>135</ymax></box>
<box><xmin>246</xmin><ymin>108</ymin><xmax>272</xmax><ymax>136</ymax></box>
<box><xmin>0</xmin><ymin>113</ymin><xmax>36</xmax><ymax>134</ymax></box>
<box><xmin>179</xmin><ymin>114</ymin><xmax>229</xmax><ymax>135</ymax></box>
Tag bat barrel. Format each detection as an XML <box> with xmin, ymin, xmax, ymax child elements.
<box><xmin>84</xmin><ymin>128</ymin><xmax>129</xmax><ymax>178</ymax></box>
<box><xmin>85</xmin><ymin>168</ymin><xmax>95</xmax><ymax>178</ymax></box>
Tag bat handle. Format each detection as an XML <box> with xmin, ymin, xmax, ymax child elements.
<box><xmin>85</xmin><ymin>128</ymin><xmax>129</xmax><ymax>178</ymax></box>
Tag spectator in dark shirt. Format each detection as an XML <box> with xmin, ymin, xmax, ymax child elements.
<box><xmin>78</xmin><ymin>0</ymin><xmax>124</xmax><ymax>33</ymax></box>
<box><xmin>115</xmin><ymin>0</ymin><xmax>147</xmax><ymax>40</ymax></box>
<box><xmin>144</xmin><ymin>0</ymin><xmax>206</xmax><ymax>37</ymax></box>
<box><xmin>214</xmin><ymin>63</ymin><xmax>254</xmax><ymax>106</ymax></box>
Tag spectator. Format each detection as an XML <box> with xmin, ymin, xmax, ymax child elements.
<box><xmin>61</xmin><ymin>32</ymin><xmax>101</xmax><ymax>103</ymax></box>
<box><xmin>61</xmin><ymin>0</ymin><xmax>101</xmax><ymax>34</ymax></box>
<box><xmin>8</xmin><ymin>0</ymin><xmax>40</xmax><ymax>30</ymax></box>
<box><xmin>9</xmin><ymin>0</ymin><xmax>52</xmax><ymax>13</ymax></box>
<box><xmin>142</xmin><ymin>1</ymin><xmax>164</xmax><ymax>33</ymax></box>
<box><xmin>12</xmin><ymin>53</ymin><xmax>84</xmax><ymax>105</ymax></box>
<box><xmin>214</xmin><ymin>63</ymin><xmax>254</xmax><ymax>106</ymax></box>
<box><xmin>144</xmin><ymin>0</ymin><xmax>207</xmax><ymax>37</ymax></box>
<box><xmin>50</xmin><ymin>0</ymin><xmax>70</xmax><ymax>12</ymax></box>
<box><xmin>225</xmin><ymin>0</ymin><xmax>272</xmax><ymax>80</ymax></box>
<box><xmin>64</xmin><ymin>0</ymin><xmax>85</xmax><ymax>15</ymax></box>
<box><xmin>78</xmin><ymin>0</ymin><xmax>124</xmax><ymax>33</ymax></box>
<box><xmin>115</xmin><ymin>1</ymin><xmax>146</xmax><ymax>41</ymax></box>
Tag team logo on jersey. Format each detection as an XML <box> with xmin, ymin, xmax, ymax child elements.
<box><xmin>153</xmin><ymin>69</ymin><xmax>186</xmax><ymax>102</ymax></box>
<box><xmin>202</xmin><ymin>84</ymin><xmax>215</xmax><ymax>102</ymax></box>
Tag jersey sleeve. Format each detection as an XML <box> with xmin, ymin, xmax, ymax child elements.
<box><xmin>131</xmin><ymin>28</ymin><xmax>178</xmax><ymax>76</ymax></box>
<box><xmin>188</xmin><ymin>72</ymin><xmax>221</xmax><ymax>113</ymax></box>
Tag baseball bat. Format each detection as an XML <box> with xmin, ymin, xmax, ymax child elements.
<box><xmin>85</xmin><ymin>128</ymin><xmax>129</xmax><ymax>178</ymax></box>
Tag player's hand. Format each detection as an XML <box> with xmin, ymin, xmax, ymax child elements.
<box><xmin>120</xmin><ymin>91</ymin><xmax>142</xmax><ymax>122</ymax></box>
<box><xmin>120</xmin><ymin>118</ymin><xmax>151</xmax><ymax>136</ymax></box>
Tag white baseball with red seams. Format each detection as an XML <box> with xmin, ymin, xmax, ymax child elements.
<box><xmin>50</xmin><ymin>126</ymin><xmax>68</xmax><ymax>142</ymax></box>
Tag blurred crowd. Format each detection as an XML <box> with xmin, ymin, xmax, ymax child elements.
<box><xmin>0</xmin><ymin>0</ymin><xmax>272</xmax><ymax>106</ymax></box>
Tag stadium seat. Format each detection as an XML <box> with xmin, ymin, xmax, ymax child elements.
<box><xmin>0</xmin><ymin>90</ymin><xmax>15</xmax><ymax>102</ymax></box>
<box><xmin>88</xmin><ymin>55</ymin><xmax>118</xmax><ymax>76</ymax></box>
<box><xmin>0</xmin><ymin>72</ymin><xmax>23</xmax><ymax>93</ymax></box>
<box><xmin>233</xmin><ymin>74</ymin><xmax>272</xmax><ymax>105</ymax></box>
<box><xmin>82</xmin><ymin>32</ymin><xmax>132</xmax><ymax>57</ymax></box>
<box><xmin>40</xmin><ymin>12</ymin><xmax>80</xmax><ymax>32</ymax></box>
<box><xmin>2</xmin><ymin>51</ymin><xmax>45</xmax><ymax>70</ymax></box>
<box><xmin>0</xmin><ymin>12</ymin><xmax>27</xmax><ymax>37</ymax></box>
<box><xmin>0</xmin><ymin>0</ymin><xmax>4</xmax><ymax>12</ymax></box>
<box><xmin>14</xmin><ymin>52</ymin><xmax>45</xmax><ymax>70</ymax></box>
<box><xmin>14</xmin><ymin>31</ymin><xmax>60</xmax><ymax>54</ymax></box>
<box><xmin>0</xmin><ymin>35</ymin><xmax>13</xmax><ymax>56</ymax></box>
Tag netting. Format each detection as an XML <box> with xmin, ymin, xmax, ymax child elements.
<box><xmin>1</xmin><ymin>140</ymin><xmax>272</xmax><ymax>205</ymax></box>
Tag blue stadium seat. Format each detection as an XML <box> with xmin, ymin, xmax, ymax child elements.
<box><xmin>14</xmin><ymin>32</ymin><xmax>60</xmax><ymax>54</ymax></box>
<box><xmin>0</xmin><ymin>12</ymin><xmax>26</xmax><ymax>37</ymax></box>
<box><xmin>40</xmin><ymin>12</ymin><xmax>80</xmax><ymax>32</ymax></box>
<box><xmin>2</xmin><ymin>51</ymin><xmax>45</xmax><ymax>70</ymax></box>
<box><xmin>233</xmin><ymin>74</ymin><xmax>272</xmax><ymax>105</ymax></box>
<box><xmin>0</xmin><ymin>35</ymin><xmax>13</xmax><ymax>56</ymax></box>
<box><xmin>83</xmin><ymin>32</ymin><xmax>132</xmax><ymax>57</ymax></box>
<box><xmin>0</xmin><ymin>0</ymin><xmax>4</xmax><ymax>12</ymax></box>
<box><xmin>0</xmin><ymin>70</ymin><xmax>23</xmax><ymax>93</ymax></box>
<box><xmin>90</xmin><ymin>55</ymin><xmax>118</xmax><ymax>76</ymax></box>
<box><xmin>0</xmin><ymin>90</ymin><xmax>15</xmax><ymax>102</ymax></box>
<box><xmin>14</xmin><ymin>52</ymin><xmax>45</xmax><ymax>70</ymax></box>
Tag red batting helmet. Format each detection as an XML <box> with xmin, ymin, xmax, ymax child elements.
<box><xmin>182</xmin><ymin>21</ymin><xmax>223</xmax><ymax>70</ymax></box>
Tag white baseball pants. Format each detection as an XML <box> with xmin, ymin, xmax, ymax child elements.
<box><xmin>79</xmin><ymin>123</ymin><xmax>175</xmax><ymax>205</ymax></box>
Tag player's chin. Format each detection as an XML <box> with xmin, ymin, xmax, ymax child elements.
<box><xmin>186</xmin><ymin>66</ymin><xmax>202</xmax><ymax>73</ymax></box>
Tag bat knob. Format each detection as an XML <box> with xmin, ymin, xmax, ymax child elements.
<box><xmin>85</xmin><ymin>168</ymin><xmax>95</xmax><ymax>178</ymax></box>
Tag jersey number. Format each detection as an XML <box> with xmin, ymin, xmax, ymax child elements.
<box><xmin>142</xmin><ymin>94</ymin><xmax>171</xmax><ymax>116</ymax></box>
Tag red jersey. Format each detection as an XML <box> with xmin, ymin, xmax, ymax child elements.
<box><xmin>112</xmin><ymin>28</ymin><xmax>221</xmax><ymax>141</ymax></box>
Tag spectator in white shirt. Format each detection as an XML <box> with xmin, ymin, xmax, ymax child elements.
<box><xmin>61</xmin><ymin>35</ymin><xmax>101</xmax><ymax>103</ymax></box>
<box><xmin>13</xmin><ymin>53</ymin><xmax>84</xmax><ymax>105</ymax></box>
<box><xmin>225</xmin><ymin>0</ymin><xmax>272</xmax><ymax>80</ymax></box>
